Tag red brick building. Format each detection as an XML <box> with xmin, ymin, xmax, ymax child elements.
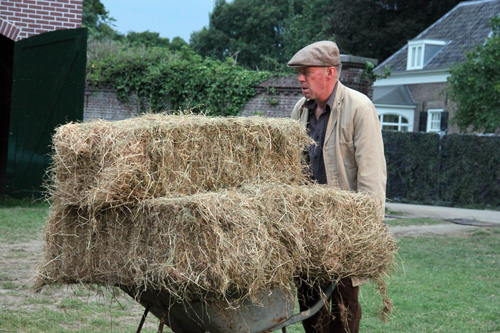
<box><xmin>373</xmin><ymin>0</ymin><xmax>500</xmax><ymax>134</ymax></box>
<box><xmin>0</xmin><ymin>0</ymin><xmax>82</xmax><ymax>41</ymax></box>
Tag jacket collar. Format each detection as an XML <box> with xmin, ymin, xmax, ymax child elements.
<box><xmin>324</xmin><ymin>81</ymin><xmax>345</xmax><ymax>145</ymax></box>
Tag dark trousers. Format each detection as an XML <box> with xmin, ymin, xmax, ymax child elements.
<box><xmin>297</xmin><ymin>278</ymin><xmax>361</xmax><ymax>333</ymax></box>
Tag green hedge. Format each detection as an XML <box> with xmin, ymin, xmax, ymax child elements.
<box><xmin>440</xmin><ymin>134</ymin><xmax>500</xmax><ymax>207</ymax></box>
<box><xmin>383</xmin><ymin>131</ymin><xmax>441</xmax><ymax>204</ymax></box>
<box><xmin>383</xmin><ymin>131</ymin><xmax>500</xmax><ymax>208</ymax></box>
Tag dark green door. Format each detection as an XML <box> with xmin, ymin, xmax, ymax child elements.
<box><xmin>0</xmin><ymin>34</ymin><xmax>14</xmax><ymax>195</ymax></box>
<box><xmin>6</xmin><ymin>28</ymin><xmax>87</xmax><ymax>197</ymax></box>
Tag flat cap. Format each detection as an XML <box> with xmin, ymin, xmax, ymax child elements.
<box><xmin>287</xmin><ymin>41</ymin><xmax>341</xmax><ymax>68</ymax></box>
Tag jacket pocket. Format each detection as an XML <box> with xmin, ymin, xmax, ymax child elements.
<box><xmin>340</xmin><ymin>141</ymin><xmax>356</xmax><ymax>169</ymax></box>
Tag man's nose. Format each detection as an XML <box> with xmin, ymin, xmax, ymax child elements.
<box><xmin>298</xmin><ymin>73</ymin><xmax>305</xmax><ymax>82</ymax></box>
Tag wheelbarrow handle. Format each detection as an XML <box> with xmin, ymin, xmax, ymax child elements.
<box><xmin>263</xmin><ymin>282</ymin><xmax>336</xmax><ymax>332</ymax></box>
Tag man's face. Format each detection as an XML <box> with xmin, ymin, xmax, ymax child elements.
<box><xmin>297</xmin><ymin>67</ymin><xmax>331</xmax><ymax>100</ymax></box>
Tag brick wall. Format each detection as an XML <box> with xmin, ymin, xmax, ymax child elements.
<box><xmin>241</xmin><ymin>76</ymin><xmax>303</xmax><ymax>117</ymax></box>
<box><xmin>84</xmin><ymin>86</ymin><xmax>149</xmax><ymax>122</ymax></box>
<box><xmin>0</xmin><ymin>0</ymin><xmax>82</xmax><ymax>41</ymax></box>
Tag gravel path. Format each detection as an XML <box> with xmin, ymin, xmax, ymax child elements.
<box><xmin>388</xmin><ymin>223</ymin><xmax>477</xmax><ymax>237</ymax></box>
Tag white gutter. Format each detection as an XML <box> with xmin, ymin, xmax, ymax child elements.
<box><xmin>374</xmin><ymin>69</ymin><xmax>450</xmax><ymax>86</ymax></box>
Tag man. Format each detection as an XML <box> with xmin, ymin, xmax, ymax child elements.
<box><xmin>288</xmin><ymin>41</ymin><xmax>386</xmax><ymax>332</ymax></box>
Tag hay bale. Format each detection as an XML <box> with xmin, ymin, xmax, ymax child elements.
<box><xmin>48</xmin><ymin>114</ymin><xmax>311</xmax><ymax>207</ymax></box>
<box><xmin>34</xmin><ymin>184</ymin><xmax>396</xmax><ymax>304</ymax></box>
<box><xmin>37</xmin><ymin>113</ymin><xmax>396</xmax><ymax>317</ymax></box>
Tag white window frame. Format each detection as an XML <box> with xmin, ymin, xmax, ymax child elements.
<box><xmin>408</xmin><ymin>44</ymin><xmax>423</xmax><ymax>70</ymax></box>
<box><xmin>427</xmin><ymin>109</ymin><xmax>443</xmax><ymax>132</ymax></box>
<box><xmin>379</xmin><ymin>113</ymin><xmax>411</xmax><ymax>132</ymax></box>
<box><xmin>407</xmin><ymin>40</ymin><xmax>446</xmax><ymax>70</ymax></box>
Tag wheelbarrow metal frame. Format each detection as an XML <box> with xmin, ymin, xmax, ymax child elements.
<box><xmin>126</xmin><ymin>282</ymin><xmax>335</xmax><ymax>333</ymax></box>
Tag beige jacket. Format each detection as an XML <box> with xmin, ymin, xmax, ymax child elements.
<box><xmin>291</xmin><ymin>81</ymin><xmax>387</xmax><ymax>216</ymax></box>
<box><xmin>292</xmin><ymin>81</ymin><xmax>386</xmax><ymax>287</ymax></box>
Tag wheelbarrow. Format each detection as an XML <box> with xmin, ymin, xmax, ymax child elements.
<box><xmin>121</xmin><ymin>282</ymin><xmax>335</xmax><ymax>333</ymax></box>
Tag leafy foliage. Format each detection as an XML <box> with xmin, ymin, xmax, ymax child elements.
<box><xmin>362</xmin><ymin>61</ymin><xmax>391</xmax><ymax>82</ymax></box>
<box><xmin>124</xmin><ymin>31</ymin><xmax>171</xmax><ymax>48</ymax></box>
<box><xmin>116</xmin><ymin>31</ymin><xmax>189</xmax><ymax>50</ymax></box>
<box><xmin>87</xmin><ymin>44</ymin><xmax>271</xmax><ymax>116</ymax></box>
<box><xmin>282</xmin><ymin>0</ymin><xmax>334</xmax><ymax>62</ymax></box>
<box><xmin>190</xmin><ymin>0</ymin><xmax>332</xmax><ymax>71</ymax></box>
<box><xmin>190</xmin><ymin>0</ymin><xmax>291</xmax><ymax>71</ymax></box>
<box><xmin>82</xmin><ymin>0</ymin><xmax>117</xmax><ymax>39</ymax></box>
<box><xmin>83</xmin><ymin>1</ymin><xmax>269</xmax><ymax>117</ymax></box>
<box><xmin>447</xmin><ymin>17</ymin><xmax>500</xmax><ymax>133</ymax></box>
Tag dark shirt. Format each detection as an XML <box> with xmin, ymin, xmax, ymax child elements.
<box><xmin>305</xmin><ymin>86</ymin><xmax>337</xmax><ymax>184</ymax></box>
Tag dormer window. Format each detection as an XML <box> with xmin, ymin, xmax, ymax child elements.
<box><xmin>407</xmin><ymin>40</ymin><xmax>446</xmax><ymax>70</ymax></box>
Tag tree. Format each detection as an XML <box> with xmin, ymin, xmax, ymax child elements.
<box><xmin>328</xmin><ymin>0</ymin><xmax>463</xmax><ymax>61</ymax></box>
<box><xmin>82</xmin><ymin>0</ymin><xmax>117</xmax><ymax>39</ymax></box>
<box><xmin>126</xmin><ymin>31</ymin><xmax>170</xmax><ymax>48</ymax></box>
<box><xmin>169</xmin><ymin>37</ymin><xmax>189</xmax><ymax>51</ymax></box>
<box><xmin>282</xmin><ymin>0</ymin><xmax>334</xmax><ymax>61</ymax></box>
<box><xmin>190</xmin><ymin>0</ymin><xmax>293</xmax><ymax>70</ymax></box>
<box><xmin>447</xmin><ymin>17</ymin><xmax>500</xmax><ymax>133</ymax></box>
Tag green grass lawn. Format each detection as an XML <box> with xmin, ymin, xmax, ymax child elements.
<box><xmin>359</xmin><ymin>228</ymin><xmax>500</xmax><ymax>332</ymax></box>
<box><xmin>1</xmin><ymin>201</ymin><xmax>499</xmax><ymax>332</ymax></box>
<box><xmin>0</xmin><ymin>290</ymin><xmax>157</xmax><ymax>332</ymax></box>
<box><xmin>0</xmin><ymin>198</ymin><xmax>49</xmax><ymax>243</ymax></box>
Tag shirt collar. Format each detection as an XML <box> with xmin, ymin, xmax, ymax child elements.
<box><xmin>303</xmin><ymin>82</ymin><xmax>338</xmax><ymax>112</ymax></box>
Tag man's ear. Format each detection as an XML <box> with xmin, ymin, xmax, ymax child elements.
<box><xmin>327</xmin><ymin>67</ymin><xmax>336</xmax><ymax>80</ymax></box>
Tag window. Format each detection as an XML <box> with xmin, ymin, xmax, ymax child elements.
<box><xmin>409</xmin><ymin>45</ymin><xmax>423</xmax><ymax>69</ymax></box>
<box><xmin>427</xmin><ymin>109</ymin><xmax>443</xmax><ymax>132</ymax></box>
<box><xmin>407</xmin><ymin>40</ymin><xmax>446</xmax><ymax>70</ymax></box>
<box><xmin>379</xmin><ymin>114</ymin><xmax>410</xmax><ymax>132</ymax></box>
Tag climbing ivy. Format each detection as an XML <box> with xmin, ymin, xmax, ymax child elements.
<box><xmin>87</xmin><ymin>44</ymin><xmax>271</xmax><ymax>116</ymax></box>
